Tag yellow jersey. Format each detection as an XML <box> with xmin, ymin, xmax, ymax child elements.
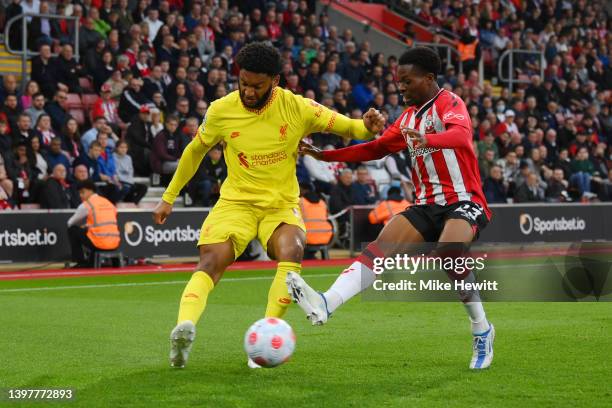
<box><xmin>162</xmin><ymin>87</ymin><xmax>374</xmax><ymax>208</ymax></box>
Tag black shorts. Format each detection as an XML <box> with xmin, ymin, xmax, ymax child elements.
<box><xmin>400</xmin><ymin>201</ymin><xmax>489</xmax><ymax>242</ymax></box>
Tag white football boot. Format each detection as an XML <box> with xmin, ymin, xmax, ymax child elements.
<box><xmin>169</xmin><ymin>320</ymin><xmax>196</xmax><ymax>368</ymax></box>
<box><xmin>286</xmin><ymin>272</ymin><xmax>330</xmax><ymax>325</ymax></box>
<box><xmin>469</xmin><ymin>324</ymin><xmax>495</xmax><ymax>369</ymax></box>
<box><xmin>247</xmin><ymin>358</ymin><xmax>262</xmax><ymax>369</ymax></box>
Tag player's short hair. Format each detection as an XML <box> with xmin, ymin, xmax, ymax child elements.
<box><xmin>398</xmin><ymin>47</ymin><xmax>441</xmax><ymax>76</ymax></box>
<box><xmin>77</xmin><ymin>179</ymin><xmax>96</xmax><ymax>192</ymax></box>
<box><xmin>235</xmin><ymin>42</ymin><xmax>282</xmax><ymax>76</ymax></box>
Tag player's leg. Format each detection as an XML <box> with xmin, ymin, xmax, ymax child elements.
<box><xmin>265</xmin><ymin>223</ymin><xmax>306</xmax><ymax>318</ymax></box>
<box><xmin>437</xmin><ymin>217</ymin><xmax>494</xmax><ymax>369</ymax></box>
<box><xmin>170</xmin><ymin>200</ymin><xmax>257</xmax><ymax>368</ymax></box>
<box><xmin>170</xmin><ymin>241</ymin><xmax>235</xmax><ymax>368</ymax></box>
<box><xmin>287</xmin><ymin>213</ymin><xmax>426</xmax><ymax>324</ymax></box>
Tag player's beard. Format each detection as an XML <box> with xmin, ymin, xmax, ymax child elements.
<box><xmin>240</xmin><ymin>85</ymin><xmax>273</xmax><ymax>110</ymax></box>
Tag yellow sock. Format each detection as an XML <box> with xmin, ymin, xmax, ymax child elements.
<box><xmin>265</xmin><ymin>261</ymin><xmax>302</xmax><ymax>318</ymax></box>
<box><xmin>177</xmin><ymin>271</ymin><xmax>215</xmax><ymax>325</ymax></box>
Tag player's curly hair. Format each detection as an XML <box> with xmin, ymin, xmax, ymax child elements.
<box><xmin>235</xmin><ymin>42</ymin><xmax>282</xmax><ymax>76</ymax></box>
<box><xmin>398</xmin><ymin>47</ymin><xmax>441</xmax><ymax>76</ymax></box>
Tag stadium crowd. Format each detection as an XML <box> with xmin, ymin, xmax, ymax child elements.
<box><xmin>0</xmin><ymin>0</ymin><xmax>610</xmax><ymax>215</ymax></box>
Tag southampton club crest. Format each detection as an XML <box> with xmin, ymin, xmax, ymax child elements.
<box><xmin>423</xmin><ymin>115</ymin><xmax>435</xmax><ymax>134</ymax></box>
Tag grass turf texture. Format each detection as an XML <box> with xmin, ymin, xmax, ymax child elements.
<box><xmin>0</xmin><ymin>264</ymin><xmax>610</xmax><ymax>408</ymax></box>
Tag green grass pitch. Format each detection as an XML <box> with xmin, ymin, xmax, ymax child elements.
<box><xmin>0</xmin><ymin>265</ymin><xmax>610</xmax><ymax>407</ymax></box>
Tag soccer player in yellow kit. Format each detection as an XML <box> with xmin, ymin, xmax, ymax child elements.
<box><xmin>152</xmin><ymin>43</ymin><xmax>385</xmax><ymax>368</ymax></box>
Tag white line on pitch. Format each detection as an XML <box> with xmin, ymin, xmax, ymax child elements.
<box><xmin>0</xmin><ymin>261</ymin><xmax>577</xmax><ymax>294</ymax></box>
<box><xmin>0</xmin><ymin>273</ymin><xmax>339</xmax><ymax>293</ymax></box>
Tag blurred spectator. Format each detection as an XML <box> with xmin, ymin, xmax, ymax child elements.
<box><xmin>46</xmin><ymin>137</ymin><xmax>71</xmax><ymax>175</ymax></box>
<box><xmin>8</xmin><ymin>141</ymin><xmax>39</xmax><ymax>203</ymax></box>
<box><xmin>0</xmin><ymin>75</ymin><xmax>19</xmax><ymax>105</ymax></box>
<box><xmin>55</xmin><ymin>44</ymin><xmax>83</xmax><ymax>93</ymax></box>
<box><xmin>478</xmin><ymin>149</ymin><xmax>497</xmax><ymax>181</ymax></box>
<box><xmin>599</xmin><ymin>169</ymin><xmax>612</xmax><ymax>202</ymax></box>
<box><xmin>69</xmin><ymin>164</ymin><xmax>90</xmax><ymax>207</ymax></box>
<box><xmin>25</xmin><ymin>93</ymin><xmax>47</xmax><ymax>126</ymax></box>
<box><xmin>0</xmin><ymin>120</ymin><xmax>12</xmax><ymax>154</ymax></box>
<box><xmin>2</xmin><ymin>94</ymin><xmax>21</xmax><ymax>132</ymax></box>
<box><xmin>91</xmin><ymin>84</ymin><xmax>122</xmax><ymax>130</ymax></box>
<box><xmin>113</xmin><ymin>140</ymin><xmax>148</xmax><ymax>204</ymax></box>
<box><xmin>188</xmin><ymin>144</ymin><xmax>227</xmax><ymax>206</ymax></box>
<box><xmin>329</xmin><ymin>169</ymin><xmax>355</xmax><ymax>215</ymax></box>
<box><xmin>45</xmin><ymin>90</ymin><xmax>72</xmax><ymax>132</ymax></box>
<box><xmin>570</xmin><ymin>147</ymin><xmax>597</xmax><ymax>199</ymax></box>
<box><xmin>60</xmin><ymin>118</ymin><xmax>83</xmax><ymax>161</ymax></box>
<box><xmin>303</xmin><ymin>144</ymin><xmax>337</xmax><ymax>194</ymax></box>
<box><xmin>482</xmin><ymin>165</ymin><xmax>508</xmax><ymax>204</ymax></box>
<box><xmin>514</xmin><ymin>172</ymin><xmax>545</xmax><ymax>203</ymax></box>
<box><xmin>546</xmin><ymin>168</ymin><xmax>570</xmax><ymax>202</ymax></box>
<box><xmin>81</xmin><ymin>117</ymin><xmax>117</xmax><ymax>153</ymax></box>
<box><xmin>119</xmin><ymin>77</ymin><xmax>150</xmax><ymax>122</ymax></box>
<box><xmin>0</xmin><ymin>153</ymin><xmax>13</xmax><ymax>207</ymax></box>
<box><xmin>39</xmin><ymin>163</ymin><xmax>73</xmax><ymax>209</ymax></box>
<box><xmin>151</xmin><ymin>115</ymin><xmax>183</xmax><ymax>177</ymax></box>
<box><xmin>20</xmin><ymin>80</ymin><xmax>40</xmax><ymax>110</ymax></box>
<box><xmin>12</xmin><ymin>114</ymin><xmax>35</xmax><ymax>146</ymax></box>
<box><xmin>34</xmin><ymin>114</ymin><xmax>56</xmax><ymax>149</ymax></box>
<box><xmin>126</xmin><ymin>106</ymin><xmax>154</xmax><ymax>176</ymax></box>
<box><xmin>352</xmin><ymin>165</ymin><xmax>378</xmax><ymax>205</ymax></box>
<box><xmin>29</xmin><ymin>135</ymin><xmax>48</xmax><ymax>179</ymax></box>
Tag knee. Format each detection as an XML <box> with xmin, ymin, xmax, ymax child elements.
<box><xmin>276</xmin><ymin>240</ymin><xmax>305</xmax><ymax>262</ymax></box>
<box><xmin>196</xmin><ymin>253</ymin><xmax>225</xmax><ymax>281</ymax></box>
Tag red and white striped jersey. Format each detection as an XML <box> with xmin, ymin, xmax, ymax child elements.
<box><xmin>399</xmin><ymin>89</ymin><xmax>490</xmax><ymax>218</ymax></box>
<box><xmin>322</xmin><ymin>89</ymin><xmax>491</xmax><ymax>220</ymax></box>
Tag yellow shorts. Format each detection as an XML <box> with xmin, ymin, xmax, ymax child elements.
<box><xmin>198</xmin><ymin>199</ymin><xmax>306</xmax><ymax>259</ymax></box>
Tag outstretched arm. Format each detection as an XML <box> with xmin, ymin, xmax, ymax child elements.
<box><xmin>301</xmin><ymin>124</ymin><xmax>407</xmax><ymax>163</ymax></box>
<box><xmin>301</xmin><ymin>96</ymin><xmax>385</xmax><ymax>141</ymax></box>
<box><xmin>161</xmin><ymin>137</ymin><xmax>209</xmax><ymax>205</ymax></box>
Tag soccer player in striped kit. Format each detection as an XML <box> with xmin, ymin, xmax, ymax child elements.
<box><xmin>288</xmin><ymin>47</ymin><xmax>495</xmax><ymax>369</ymax></box>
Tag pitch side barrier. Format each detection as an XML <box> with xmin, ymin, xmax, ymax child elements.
<box><xmin>0</xmin><ymin>204</ymin><xmax>610</xmax><ymax>263</ymax></box>
<box><xmin>348</xmin><ymin>202</ymin><xmax>612</xmax><ymax>256</ymax></box>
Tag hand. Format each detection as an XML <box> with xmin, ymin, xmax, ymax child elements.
<box><xmin>298</xmin><ymin>140</ymin><xmax>325</xmax><ymax>161</ymax></box>
<box><xmin>363</xmin><ymin>108</ymin><xmax>385</xmax><ymax>134</ymax></box>
<box><xmin>401</xmin><ymin>127</ymin><xmax>428</xmax><ymax>149</ymax></box>
<box><xmin>152</xmin><ymin>200</ymin><xmax>173</xmax><ymax>225</ymax></box>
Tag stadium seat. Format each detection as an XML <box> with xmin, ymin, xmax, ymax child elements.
<box><xmin>20</xmin><ymin>203</ymin><xmax>41</xmax><ymax>209</ymax></box>
<box><xmin>116</xmin><ymin>202</ymin><xmax>137</xmax><ymax>209</ymax></box>
<box><xmin>66</xmin><ymin>93</ymin><xmax>83</xmax><ymax>109</ymax></box>
<box><xmin>82</xmin><ymin>94</ymin><xmax>98</xmax><ymax>111</ymax></box>
<box><xmin>79</xmin><ymin>77</ymin><xmax>94</xmax><ymax>93</ymax></box>
<box><xmin>69</xmin><ymin>109</ymin><xmax>86</xmax><ymax>126</ymax></box>
<box><xmin>93</xmin><ymin>249</ymin><xmax>125</xmax><ymax>268</ymax></box>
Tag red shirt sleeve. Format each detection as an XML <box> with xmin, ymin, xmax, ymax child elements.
<box><xmin>322</xmin><ymin>115</ymin><xmax>407</xmax><ymax>162</ymax></box>
<box><xmin>425</xmin><ymin>92</ymin><xmax>472</xmax><ymax>149</ymax></box>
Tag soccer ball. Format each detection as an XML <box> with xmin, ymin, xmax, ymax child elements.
<box><xmin>244</xmin><ymin>318</ymin><xmax>296</xmax><ymax>368</ymax></box>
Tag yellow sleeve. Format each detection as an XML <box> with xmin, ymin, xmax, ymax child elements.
<box><xmin>162</xmin><ymin>107</ymin><xmax>222</xmax><ymax>205</ymax></box>
<box><xmin>300</xmin><ymin>97</ymin><xmax>374</xmax><ymax>141</ymax></box>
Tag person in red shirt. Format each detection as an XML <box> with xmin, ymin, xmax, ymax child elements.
<box><xmin>288</xmin><ymin>47</ymin><xmax>495</xmax><ymax>370</ymax></box>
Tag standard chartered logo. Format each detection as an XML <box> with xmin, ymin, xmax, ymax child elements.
<box><xmin>0</xmin><ymin>228</ymin><xmax>58</xmax><ymax>247</ymax></box>
<box><xmin>123</xmin><ymin>221</ymin><xmax>200</xmax><ymax>247</ymax></box>
<box><xmin>519</xmin><ymin>213</ymin><xmax>586</xmax><ymax>235</ymax></box>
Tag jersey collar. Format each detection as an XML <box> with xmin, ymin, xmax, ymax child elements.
<box><xmin>415</xmin><ymin>89</ymin><xmax>444</xmax><ymax>119</ymax></box>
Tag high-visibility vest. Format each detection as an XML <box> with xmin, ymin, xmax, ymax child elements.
<box><xmin>458</xmin><ymin>40</ymin><xmax>478</xmax><ymax>62</ymax></box>
<box><xmin>300</xmin><ymin>197</ymin><xmax>333</xmax><ymax>245</ymax></box>
<box><xmin>85</xmin><ymin>194</ymin><xmax>120</xmax><ymax>250</ymax></box>
<box><xmin>368</xmin><ymin>200</ymin><xmax>411</xmax><ymax>225</ymax></box>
